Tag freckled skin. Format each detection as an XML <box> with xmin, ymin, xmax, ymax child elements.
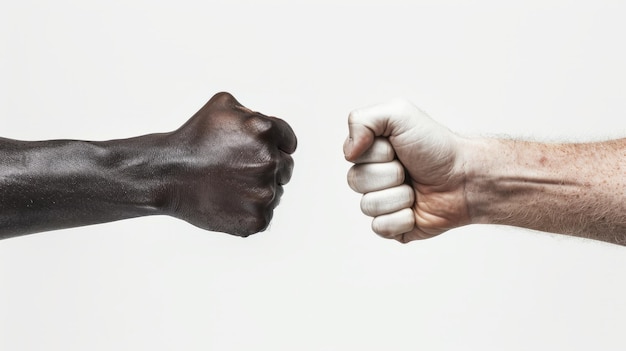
<box><xmin>0</xmin><ymin>92</ymin><xmax>297</xmax><ymax>239</ymax></box>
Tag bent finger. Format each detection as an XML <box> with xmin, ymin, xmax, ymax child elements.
<box><xmin>275</xmin><ymin>153</ymin><xmax>295</xmax><ymax>185</ymax></box>
<box><xmin>352</xmin><ymin>137</ymin><xmax>395</xmax><ymax>164</ymax></box>
<box><xmin>360</xmin><ymin>184</ymin><xmax>415</xmax><ymax>217</ymax></box>
<box><xmin>371</xmin><ymin>208</ymin><xmax>415</xmax><ymax>239</ymax></box>
<box><xmin>344</xmin><ymin>98</ymin><xmax>417</xmax><ymax>161</ymax></box>
<box><xmin>268</xmin><ymin>116</ymin><xmax>298</xmax><ymax>154</ymax></box>
<box><xmin>347</xmin><ymin>160</ymin><xmax>405</xmax><ymax>193</ymax></box>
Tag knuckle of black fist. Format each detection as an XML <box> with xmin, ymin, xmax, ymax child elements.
<box><xmin>244</xmin><ymin>115</ymin><xmax>274</xmax><ymax>138</ymax></box>
<box><xmin>242</xmin><ymin>206</ymin><xmax>273</xmax><ymax>236</ymax></box>
<box><xmin>253</xmin><ymin>186</ymin><xmax>276</xmax><ymax>206</ymax></box>
<box><xmin>251</xmin><ymin>145</ymin><xmax>280</xmax><ymax>178</ymax></box>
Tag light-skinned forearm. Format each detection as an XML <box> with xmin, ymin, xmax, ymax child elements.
<box><xmin>463</xmin><ymin>137</ymin><xmax>626</xmax><ymax>244</ymax></box>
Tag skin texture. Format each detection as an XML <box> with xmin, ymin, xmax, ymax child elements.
<box><xmin>344</xmin><ymin>98</ymin><xmax>626</xmax><ymax>245</ymax></box>
<box><xmin>0</xmin><ymin>92</ymin><xmax>297</xmax><ymax>239</ymax></box>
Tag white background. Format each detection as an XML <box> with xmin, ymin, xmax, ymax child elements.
<box><xmin>1</xmin><ymin>0</ymin><xmax>626</xmax><ymax>350</ymax></box>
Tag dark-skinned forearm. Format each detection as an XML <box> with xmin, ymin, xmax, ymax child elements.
<box><xmin>0</xmin><ymin>135</ymin><xmax>168</xmax><ymax>239</ymax></box>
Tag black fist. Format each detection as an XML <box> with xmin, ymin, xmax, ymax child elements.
<box><xmin>161</xmin><ymin>92</ymin><xmax>297</xmax><ymax>236</ymax></box>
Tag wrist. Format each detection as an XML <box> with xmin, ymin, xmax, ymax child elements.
<box><xmin>458</xmin><ymin>137</ymin><xmax>494</xmax><ymax>225</ymax></box>
<box><xmin>97</xmin><ymin>134</ymin><xmax>170</xmax><ymax>216</ymax></box>
<box><xmin>462</xmin><ymin>137</ymin><xmax>552</xmax><ymax>227</ymax></box>
<box><xmin>461</xmin><ymin>137</ymin><xmax>551</xmax><ymax>226</ymax></box>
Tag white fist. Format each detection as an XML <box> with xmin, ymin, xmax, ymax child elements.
<box><xmin>347</xmin><ymin>137</ymin><xmax>416</xmax><ymax>238</ymax></box>
<box><xmin>344</xmin><ymin>98</ymin><xmax>468</xmax><ymax>243</ymax></box>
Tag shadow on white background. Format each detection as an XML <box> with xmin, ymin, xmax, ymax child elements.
<box><xmin>1</xmin><ymin>1</ymin><xmax>625</xmax><ymax>350</ymax></box>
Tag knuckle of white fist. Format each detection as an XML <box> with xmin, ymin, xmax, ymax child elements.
<box><xmin>371</xmin><ymin>138</ymin><xmax>395</xmax><ymax>161</ymax></box>
<box><xmin>371</xmin><ymin>209</ymin><xmax>415</xmax><ymax>237</ymax></box>
<box><xmin>359</xmin><ymin>193</ymin><xmax>376</xmax><ymax>216</ymax></box>
<box><xmin>382</xmin><ymin>142</ymin><xmax>395</xmax><ymax>161</ymax></box>
<box><xmin>347</xmin><ymin>162</ymin><xmax>404</xmax><ymax>194</ymax></box>
<box><xmin>360</xmin><ymin>185</ymin><xmax>414</xmax><ymax>217</ymax></box>
<box><xmin>397</xmin><ymin>208</ymin><xmax>416</xmax><ymax>230</ymax></box>
<box><xmin>353</xmin><ymin>139</ymin><xmax>394</xmax><ymax>164</ymax></box>
<box><xmin>400</xmin><ymin>184</ymin><xmax>416</xmax><ymax>204</ymax></box>
<box><xmin>391</xmin><ymin>160</ymin><xmax>405</xmax><ymax>184</ymax></box>
<box><xmin>346</xmin><ymin>166</ymin><xmax>363</xmax><ymax>193</ymax></box>
<box><xmin>371</xmin><ymin>216</ymin><xmax>395</xmax><ymax>238</ymax></box>
<box><xmin>360</xmin><ymin>191</ymin><xmax>386</xmax><ymax>216</ymax></box>
<box><xmin>348</xmin><ymin>164</ymin><xmax>374</xmax><ymax>194</ymax></box>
